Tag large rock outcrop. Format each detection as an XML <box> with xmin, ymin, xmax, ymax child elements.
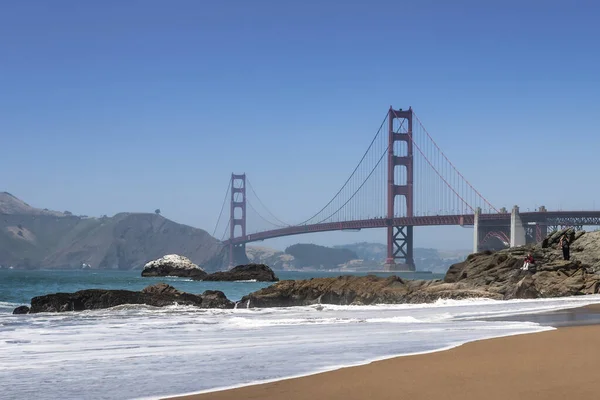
<box><xmin>201</xmin><ymin>263</ymin><xmax>278</xmax><ymax>282</ymax></box>
<box><xmin>21</xmin><ymin>283</ymin><xmax>233</xmax><ymax>313</ymax></box>
<box><xmin>444</xmin><ymin>229</ymin><xmax>600</xmax><ymax>299</ymax></box>
<box><xmin>241</xmin><ymin>229</ymin><xmax>600</xmax><ymax>307</ymax></box>
<box><xmin>141</xmin><ymin>254</ymin><xmax>207</xmax><ymax>279</ymax></box>
<box><xmin>240</xmin><ymin>275</ymin><xmax>495</xmax><ymax>307</ymax></box>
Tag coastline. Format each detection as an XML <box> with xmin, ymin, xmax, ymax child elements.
<box><xmin>163</xmin><ymin>304</ymin><xmax>600</xmax><ymax>400</ymax></box>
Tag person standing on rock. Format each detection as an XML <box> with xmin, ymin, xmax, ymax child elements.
<box><xmin>559</xmin><ymin>235</ymin><xmax>570</xmax><ymax>260</ymax></box>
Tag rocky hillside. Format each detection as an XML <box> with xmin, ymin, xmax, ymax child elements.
<box><xmin>0</xmin><ymin>192</ymin><xmax>65</xmax><ymax>216</ymax></box>
<box><xmin>0</xmin><ymin>194</ymin><xmax>226</xmax><ymax>270</ymax></box>
<box><xmin>444</xmin><ymin>229</ymin><xmax>600</xmax><ymax>298</ymax></box>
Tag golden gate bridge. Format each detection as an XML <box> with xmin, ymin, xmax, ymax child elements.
<box><xmin>212</xmin><ymin>107</ymin><xmax>600</xmax><ymax>270</ymax></box>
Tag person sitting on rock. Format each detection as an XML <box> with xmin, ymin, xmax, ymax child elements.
<box><xmin>559</xmin><ymin>235</ymin><xmax>570</xmax><ymax>260</ymax></box>
<box><xmin>521</xmin><ymin>253</ymin><xmax>535</xmax><ymax>271</ymax></box>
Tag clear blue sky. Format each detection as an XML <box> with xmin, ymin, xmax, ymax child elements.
<box><xmin>1</xmin><ymin>0</ymin><xmax>599</xmax><ymax>251</ymax></box>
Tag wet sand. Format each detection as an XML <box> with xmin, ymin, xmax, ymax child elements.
<box><xmin>167</xmin><ymin>305</ymin><xmax>600</xmax><ymax>400</ymax></box>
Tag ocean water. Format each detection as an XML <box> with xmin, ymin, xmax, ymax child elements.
<box><xmin>2</xmin><ymin>269</ymin><xmax>600</xmax><ymax>400</ymax></box>
<box><xmin>0</xmin><ymin>269</ymin><xmax>444</xmax><ymax>307</ymax></box>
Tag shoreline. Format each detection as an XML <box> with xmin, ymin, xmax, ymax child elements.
<box><xmin>163</xmin><ymin>303</ymin><xmax>600</xmax><ymax>400</ymax></box>
<box><xmin>159</xmin><ymin>330</ymin><xmax>552</xmax><ymax>400</ymax></box>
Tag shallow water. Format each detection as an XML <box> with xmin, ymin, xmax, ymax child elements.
<box><xmin>2</xmin><ymin>270</ymin><xmax>599</xmax><ymax>400</ymax></box>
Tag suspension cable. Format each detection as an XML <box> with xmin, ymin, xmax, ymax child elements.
<box><xmin>314</xmin><ymin>115</ymin><xmax>409</xmax><ymax>223</ymax></box>
<box><xmin>314</xmin><ymin>143</ymin><xmax>389</xmax><ymax>224</ymax></box>
<box><xmin>220</xmin><ymin>220</ymin><xmax>230</xmax><ymax>241</ymax></box>
<box><xmin>412</xmin><ymin>111</ymin><xmax>499</xmax><ymax>213</ymax></box>
<box><xmin>394</xmin><ymin>110</ymin><xmax>474</xmax><ymax>213</ymax></box>
<box><xmin>296</xmin><ymin>111</ymin><xmax>389</xmax><ymax>225</ymax></box>
<box><xmin>246</xmin><ymin>177</ymin><xmax>290</xmax><ymax>226</ymax></box>
<box><xmin>212</xmin><ymin>176</ymin><xmax>232</xmax><ymax>237</ymax></box>
<box><xmin>246</xmin><ymin>198</ymin><xmax>287</xmax><ymax>228</ymax></box>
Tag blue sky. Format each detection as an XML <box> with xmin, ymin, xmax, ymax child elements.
<box><xmin>1</xmin><ymin>0</ymin><xmax>599</xmax><ymax>251</ymax></box>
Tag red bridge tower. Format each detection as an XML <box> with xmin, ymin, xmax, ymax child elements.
<box><xmin>385</xmin><ymin>107</ymin><xmax>415</xmax><ymax>271</ymax></box>
<box><xmin>229</xmin><ymin>173</ymin><xmax>248</xmax><ymax>267</ymax></box>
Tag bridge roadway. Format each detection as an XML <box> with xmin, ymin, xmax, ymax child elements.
<box><xmin>224</xmin><ymin>210</ymin><xmax>600</xmax><ymax>246</ymax></box>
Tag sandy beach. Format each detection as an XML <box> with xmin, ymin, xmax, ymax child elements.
<box><xmin>168</xmin><ymin>305</ymin><xmax>600</xmax><ymax>400</ymax></box>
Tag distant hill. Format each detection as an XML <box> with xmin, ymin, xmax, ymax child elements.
<box><xmin>285</xmin><ymin>243</ymin><xmax>358</xmax><ymax>268</ymax></box>
<box><xmin>333</xmin><ymin>242</ymin><xmax>386</xmax><ymax>262</ymax></box>
<box><xmin>245</xmin><ymin>242</ymin><xmax>470</xmax><ymax>273</ymax></box>
<box><xmin>0</xmin><ymin>193</ymin><xmax>227</xmax><ymax>270</ymax></box>
<box><xmin>246</xmin><ymin>246</ymin><xmax>295</xmax><ymax>270</ymax></box>
<box><xmin>246</xmin><ymin>243</ymin><xmax>359</xmax><ymax>271</ymax></box>
<box><xmin>336</xmin><ymin>242</ymin><xmax>470</xmax><ymax>273</ymax></box>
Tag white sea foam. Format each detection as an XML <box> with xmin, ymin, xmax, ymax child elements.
<box><xmin>1</xmin><ymin>294</ymin><xmax>600</xmax><ymax>400</ymax></box>
<box><xmin>0</xmin><ymin>301</ymin><xmax>22</xmax><ymax>309</ymax></box>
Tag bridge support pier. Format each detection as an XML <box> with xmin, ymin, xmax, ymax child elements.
<box><xmin>229</xmin><ymin>243</ymin><xmax>248</xmax><ymax>267</ymax></box>
<box><xmin>385</xmin><ymin>226</ymin><xmax>415</xmax><ymax>271</ymax></box>
<box><xmin>473</xmin><ymin>207</ymin><xmax>481</xmax><ymax>253</ymax></box>
<box><xmin>510</xmin><ymin>205</ymin><xmax>526</xmax><ymax>248</ymax></box>
<box><xmin>533</xmin><ymin>206</ymin><xmax>547</xmax><ymax>243</ymax></box>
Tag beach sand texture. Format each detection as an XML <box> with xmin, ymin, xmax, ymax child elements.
<box><xmin>169</xmin><ymin>322</ymin><xmax>600</xmax><ymax>400</ymax></box>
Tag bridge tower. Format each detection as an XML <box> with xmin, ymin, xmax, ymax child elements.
<box><xmin>229</xmin><ymin>173</ymin><xmax>248</xmax><ymax>267</ymax></box>
<box><xmin>385</xmin><ymin>107</ymin><xmax>415</xmax><ymax>271</ymax></box>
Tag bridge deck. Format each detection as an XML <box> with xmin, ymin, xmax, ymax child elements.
<box><xmin>224</xmin><ymin>211</ymin><xmax>600</xmax><ymax>245</ymax></box>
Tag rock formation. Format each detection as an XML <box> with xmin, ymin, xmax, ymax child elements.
<box><xmin>445</xmin><ymin>229</ymin><xmax>600</xmax><ymax>299</ymax></box>
<box><xmin>201</xmin><ymin>263</ymin><xmax>278</xmax><ymax>282</ymax></box>
<box><xmin>18</xmin><ymin>283</ymin><xmax>233</xmax><ymax>313</ymax></box>
<box><xmin>141</xmin><ymin>254</ymin><xmax>207</xmax><ymax>279</ymax></box>
<box><xmin>239</xmin><ymin>275</ymin><xmax>493</xmax><ymax>307</ymax></box>
<box><xmin>240</xmin><ymin>229</ymin><xmax>600</xmax><ymax>307</ymax></box>
<box><xmin>12</xmin><ymin>305</ymin><xmax>30</xmax><ymax>314</ymax></box>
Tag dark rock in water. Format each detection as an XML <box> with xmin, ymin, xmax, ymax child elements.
<box><xmin>241</xmin><ymin>229</ymin><xmax>600</xmax><ymax>307</ymax></box>
<box><xmin>12</xmin><ymin>305</ymin><xmax>30</xmax><ymax>314</ymax></box>
<box><xmin>140</xmin><ymin>282</ymin><xmax>180</xmax><ymax>295</ymax></box>
<box><xmin>199</xmin><ymin>290</ymin><xmax>233</xmax><ymax>308</ymax></box>
<box><xmin>141</xmin><ymin>254</ymin><xmax>207</xmax><ymax>279</ymax></box>
<box><xmin>201</xmin><ymin>263</ymin><xmax>278</xmax><ymax>282</ymax></box>
<box><xmin>26</xmin><ymin>283</ymin><xmax>233</xmax><ymax>313</ymax></box>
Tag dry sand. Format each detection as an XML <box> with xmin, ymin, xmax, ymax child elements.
<box><xmin>168</xmin><ymin>307</ymin><xmax>600</xmax><ymax>400</ymax></box>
